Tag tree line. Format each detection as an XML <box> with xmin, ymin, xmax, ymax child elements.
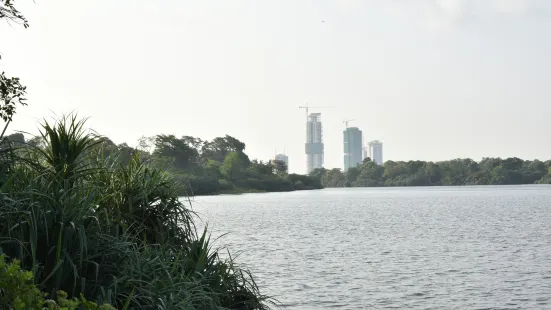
<box><xmin>5</xmin><ymin>132</ymin><xmax>322</xmax><ymax>195</ymax></box>
<box><xmin>311</xmin><ymin>157</ymin><xmax>551</xmax><ymax>188</ymax></box>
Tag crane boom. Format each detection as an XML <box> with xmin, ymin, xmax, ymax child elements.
<box><xmin>343</xmin><ymin>119</ymin><xmax>355</xmax><ymax>128</ymax></box>
<box><xmin>298</xmin><ymin>104</ymin><xmax>333</xmax><ymax>120</ymax></box>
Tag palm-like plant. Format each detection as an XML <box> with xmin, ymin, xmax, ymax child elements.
<box><xmin>34</xmin><ymin>114</ymin><xmax>104</xmax><ymax>188</ymax></box>
<box><xmin>0</xmin><ymin>115</ymin><xmax>118</xmax><ymax>298</ymax></box>
<box><xmin>95</xmin><ymin>152</ymin><xmax>196</xmax><ymax>246</ymax></box>
<box><xmin>0</xmin><ymin>114</ymin><xmax>274</xmax><ymax>309</ymax></box>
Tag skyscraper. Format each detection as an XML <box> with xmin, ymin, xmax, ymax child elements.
<box><xmin>305</xmin><ymin>113</ymin><xmax>324</xmax><ymax>174</ymax></box>
<box><xmin>368</xmin><ymin>140</ymin><xmax>383</xmax><ymax>165</ymax></box>
<box><xmin>343</xmin><ymin>127</ymin><xmax>363</xmax><ymax>171</ymax></box>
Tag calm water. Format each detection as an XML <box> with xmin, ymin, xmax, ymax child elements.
<box><xmin>191</xmin><ymin>185</ymin><xmax>551</xmax><ymax>309</ymax></box>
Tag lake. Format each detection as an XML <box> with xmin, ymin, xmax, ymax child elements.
<box><xmin>191</xmin><ymin>185</ymin><xmax>551</xmax><ymax>309</ymax></box>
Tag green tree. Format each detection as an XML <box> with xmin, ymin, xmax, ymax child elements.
<box><xmin>523</xmin><ymin>160</ymin><xmax>547</xmax><ymax>183</ymax></box>
<box><xmin>220</xmin><ymin>151</ymin><xmax>242</xmax><ymax>180</ymax></box>
<box><xmin>153</xmin><ymin>134</ymin><xmax>199</xmax><ymax>170</ymax></box>
<box><xmin>116</xmin><ymin>142</ymin><xmax>135</xmax><ymax>165</ymax></box>
<box><xmin>345</xmin><ymin>166</ymin><xmax>360</xmax><ymax>185</ymax></box>
<box><xmin>201</xmin><ymin>135</ymin><xmax>245</xmax><ymax>162</ymax></box>
<box><xmin>247</xmin><ymin>159</ymin><xmax>273</xmax><ymax>176</ymax></box>
<box><xmin>309</xmin><ymin>167</ymin><xmax>326</xmax><ymax>179</ymax></box>
<box><xmin>27</xmin><ymin>136</ymin><xmax>45</xmax><ymax>148</ymax></box>
<box><xmin>424</xmin><ymin>162</ymin><xmax>441</xmax><ymax>185</ymax></box>
<box><xmin>204</xmin><ymin>159</ymin><xmax>222</xmax><ymax>175</ymax></box>
<box><xmin>5</xmin><ymin>132</ymin><xmax>24</xmax><ymax>143</ymax></box>
<box><xmin>536</xmin><ymin>167</ymin><xmax>551</xmax><ymax>184</ymax></box>
<box><xmin>273</xmin><ymin>159</ymin><xmax>288</xmax><ymax>175</ymax></box>
<box><xmin>355</xmin><ymin>158</ymin><xmax>384</xmax><ymax>186</ymax></box>
<box><xmin>322</xmin><ymin>168</ymin><xmax>346</xmax><ymax>187</ymax></box>
<box><xmin>318</xmin><ymin>156</ymin><xmax>551</xmax><ymax>188</ymax></box>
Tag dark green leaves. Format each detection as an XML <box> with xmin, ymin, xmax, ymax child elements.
<box><xmin>0</xmin><ymin>72</ymin><xmax>27</xmax><ymax>123</ymax></box>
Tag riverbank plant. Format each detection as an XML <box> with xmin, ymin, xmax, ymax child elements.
<box><xmin>0</xmin><ymin>115</ymin><xmax>273</xmax><ymax>309</ymax></box>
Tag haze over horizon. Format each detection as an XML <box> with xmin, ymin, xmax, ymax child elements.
<box><xmin>2</xmin><ymin>0</ymin><xmax>550</xmax><ymax>173</ymax></box>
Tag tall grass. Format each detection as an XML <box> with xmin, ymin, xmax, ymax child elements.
<box><xmin>0</xmin><ymin>115</ymin><xmax>274</xmax><ymax>309</ymax></box>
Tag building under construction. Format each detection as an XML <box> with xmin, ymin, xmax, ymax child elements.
<box><xmin>305</xmin><ymin>113</ymin><xmax>324</xmax><ymax>174</ymax></box>
<box><xmin>343</xmin><ymin>127</ymin><xmax>363</xmax><ymax>171</ymax></box>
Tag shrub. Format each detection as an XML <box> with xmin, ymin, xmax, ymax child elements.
<box><xmin>0</xmin><ymin>254</ymin><xmax>44</xmax><ymax>309</ymax></box>
<box><xmin>0</xmin><ymin>115</ymin><xmax>273</xmax><ymax>309</ymax></box>
<box><xmin>0</xmin><ymin>254</ymin><xmax>115</xmax><ymax>310</ymax></box>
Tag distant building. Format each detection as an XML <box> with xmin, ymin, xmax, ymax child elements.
<box><xmin>343</xmin><ymin>127</ymin><xmax>363</xmax><ymax>171</ymax></box>
<box><xmin>368</xmin><ymin>140</ymin><xmax>383</xmax><ymax>165</ymax></box>
<box><xmin>305</xmin><ymin>113</ymin><xmax>324</xmax><ymax>174</ymax></box>
<box><xmin>274</xmin><ymin>154</ymin><xmax>289</xmax><ymax>170</ymax></box>
<box><xmin>362</xmin><ymin>146</ymin><xmax>369</xmax><ymax>161</ymax></box>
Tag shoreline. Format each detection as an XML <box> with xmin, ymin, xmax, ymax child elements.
<box><xmin>185</xmin><ymin>187</ymin><xmax>324</xmax><ymax>197</ymax></box>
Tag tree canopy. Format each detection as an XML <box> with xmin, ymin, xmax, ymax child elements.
<box><xmin>10</xmin><ymin>132</ymin><xmax>323</xmax><ymax>196</ymax></box>
<box><xmin>312</xmin><ymin>157</ymin><xmax>551</xmax><ymax>188</ymax></box>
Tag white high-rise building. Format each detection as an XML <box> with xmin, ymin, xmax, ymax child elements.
<box><xmin>368</xmin><ymin>140</ymin><xmax>383</xmax><ymax>165</ymax></box>
<box><xmin>305</xmin><ymin>113</ymin><xmax>324</xmax><ymax>174</ymax></box>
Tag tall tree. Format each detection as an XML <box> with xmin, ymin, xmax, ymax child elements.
<box><xmin>272</xmin><ymin>160</ymin><xmax>288</xmax><ymax>175</ymax></box>
<box><xmin>201</xmin><ymin>135</ymin><xmax>248</xmax><ymax>164</ymax></box>
<box><xmin>153</xmin><ymin>134</ymin><xmax>199</xmax><ymax>171</ymax></box>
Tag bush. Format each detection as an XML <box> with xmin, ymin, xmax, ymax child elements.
<box><xmin>0</xmin><ymin>115</ymin><xmax>273</xmax><ymax>309</ymax></box>
<box><xmin>0</xmin><ymin>254</ymin><xmax>115</xmax><ymax>310</ymax></box>
<box><xmin>0</xmin><ymin>254</ymin><xmax>43</xmax><ymax>309</ymax></box>
<box><xmin>288</xmin><ymin>174</ymin><xmax>322</xmax><ymax>190</ymax></box>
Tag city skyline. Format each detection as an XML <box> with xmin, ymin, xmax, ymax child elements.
<box><xmin>3</xmin><ymin>1</ymin><xmax>551</xmax><ymax>174</ymax></box>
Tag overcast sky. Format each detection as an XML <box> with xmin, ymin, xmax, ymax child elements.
<box><xmin>2</xmin><ymin>0</ymin><xmax>551</xmax><ymax>173</ymax></box>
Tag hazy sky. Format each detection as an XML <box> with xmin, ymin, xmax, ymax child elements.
<box><xmin>2</xmin><ymin>0</ymin><xmax>551</xmax><ymax>173</ymax></box>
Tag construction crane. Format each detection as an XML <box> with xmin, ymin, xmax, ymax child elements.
<box><xmin>298</xmin><ymin>103</ymin><xmax>333</xmax><ymax>121</ymax></box>
<box><xmin>343</xmin><ymin>119</ymin><xmax>355</xmax><ymax>128</ymax></box>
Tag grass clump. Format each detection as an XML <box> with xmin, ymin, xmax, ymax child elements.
<box><xmin>0</xmin><ymin>115</ymin><xmax>274</xmax><ymax>309</ymax></box>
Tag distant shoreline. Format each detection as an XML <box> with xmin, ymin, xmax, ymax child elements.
<box><xmin>312</xmin><ymin>157</ymin><xmax>551</xmax><ymax>188</ymax></box>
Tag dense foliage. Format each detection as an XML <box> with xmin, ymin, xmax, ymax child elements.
<box><xmin>10</xmin><ymin>133</ymin><xmax>322</xmax><ymax>196</ymax></box>
<box><xmin>0</xmin><ymin>116</ymin><xmax>275</xmax><ymax>309</ymax></box>
<box><xmin>0</xmin><ymin>254</ymin><xmax>115</xmax><ymax>310</ymax></box>
<box><xmin>146</xmin><ymin>134</ymin><xmax>321</xmax><ymax>195</ymax></box>
<box><xmin>313</xmin><ymin>157</ymin><xmax>551</xmax><ymax>188</ymax></box>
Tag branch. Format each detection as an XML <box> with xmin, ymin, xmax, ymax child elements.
<box><xmin>0</xmin><ymin>0</ymin><xmax>29</xmax><ymax>28</ymax></box>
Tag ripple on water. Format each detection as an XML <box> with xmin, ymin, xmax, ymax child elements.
<box><xmin>193</xmin><ymin>185</ymin><xmax>551</xmax><ymax>309</ymax></box>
